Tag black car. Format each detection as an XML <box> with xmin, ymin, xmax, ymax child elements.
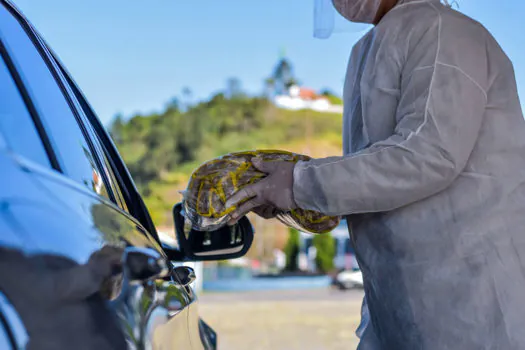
<box><xmin>0</xmin><ymin>1</ymin><xmax>254</xmax><ymax>348</ymax></box>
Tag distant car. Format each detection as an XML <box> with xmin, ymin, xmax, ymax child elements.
<box><xmin>0</xmin><ymin>1</ymin><xmax>254</xmax><ymax>348</ymax></box>
<box><xmin>332</xmin><ymin>269</ymin><xmax>364</xmax><ymax>290</ymax></box>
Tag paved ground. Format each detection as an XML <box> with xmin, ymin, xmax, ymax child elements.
<box><xmin>198</xmin><ymin>288</ymin><xmax>365</xmax><ymax>350</ymax></box>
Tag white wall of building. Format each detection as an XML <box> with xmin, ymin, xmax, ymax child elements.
<box><xmin>274</xmin><ymin>95</ymin><xmax>343</xmax><ymax>114</ymax></box>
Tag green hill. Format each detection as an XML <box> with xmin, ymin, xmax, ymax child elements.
<box><xmin>110</xmin><ymin>93</ymin><xmax>343</xmax><ymax>227</ymax></box>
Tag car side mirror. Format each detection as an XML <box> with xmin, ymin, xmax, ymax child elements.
<box><xmin>170</xmin><ymin>202</ymin><xmax>254</xmax><ymax>261</ymax></box>
<box><xmin>124</xmin><ymin>247</ymin><xmax>169</xmax><ymax>281</ymax></box>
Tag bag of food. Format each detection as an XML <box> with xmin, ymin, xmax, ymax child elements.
<box><xmin>182</xmin><ymin>150</ymin><xmax>340</xmax><ymax>234</ymax></box>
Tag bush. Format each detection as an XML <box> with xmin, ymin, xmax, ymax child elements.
<box><xmin>313</xmin><ymin>233</ymin><xmax>336</xmax><ymax>273</ymax></box>
<box><xmin>284</xmin><ymin>228</ymin><xmax>300</xmax><ymax>271</ymax></box>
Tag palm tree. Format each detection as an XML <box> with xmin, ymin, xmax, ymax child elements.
<box><xmin>272</xmin><ymin>58</ymin><xmax>293</xmax><ymax>95</ymax></box>
<box><xmin>264</xmin><ymin>51</ymin><xmax>299</xmax><ymax>97</ymax></box>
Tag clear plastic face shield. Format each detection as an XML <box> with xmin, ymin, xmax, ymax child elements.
<box><xmin>314</xmin><ymin>0</ymin><xmax>458</xmax><ymax>39</ymax></box>
<box><xmin>313</xmin><ymin>0</ymin><xmax>374</xmax><ymax>39</ymax></box>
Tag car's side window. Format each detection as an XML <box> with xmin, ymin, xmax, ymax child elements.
<box><xmin>0</xmin><ymin>52</ymin><xmax>50</xmax><ymax>168</ymax></box>
<box><xmin>51</xmin><ymin>56</ymin><xmax>131</xmax><ymax>213</ymax></box>
<box><xmin>97</xmin><ymin>143</ymin><xmax>130</xmax><ymax>213</ymax></box>
<box><xmin>86</xmin><ymin>124</ymin><xmax>130</xmax><ymax>213</ymax></box>
<box><xmin>0</xmin><ymin>292</ymin><xmax>27</xmax><ymax>350</ymax></box>
<box><xmin>0</xmin><ymin>322</ymin><xmax>12</xmax><ymax>350</ymax></box>
<box><xmin>0</xmin><ymin>4</ymin><xmax>110</xmax><ymax>199</ymax></box>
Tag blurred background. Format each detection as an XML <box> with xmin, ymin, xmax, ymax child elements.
<box><xmin>13</xmin><ymin>0</ymin><xmax>524</xmax><ymax>348</ymax></box>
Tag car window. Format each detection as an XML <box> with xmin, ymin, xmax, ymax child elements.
<box><xmin>32</xmin><ymin>19</ymin><xmax>157</xmax><ymax>236</ymax></box>
<box><xmin>50</xmin><ymin>56</ymin><xmax>132</xmax><ymax>213</ymax></box>
<box><xmin>99</xmin><ymin>143</ymin><xmax>130</xmax><ymax>213</ymax></box>
<box><xmin>0</xmin><ymin>52</ymin><xmax>50</xmax><ymax>168</ymax></box>
<box><xmin>50</xmin><ymin>56</ymin><xmax>131</xmax><ymax>213</ymax></box>
<box><xmin>0</xmin><ymin>323</ymin><xmax>12</xmax><ymax>350</ymax></box>
<box><xmin>67</xmin><ymin>83</ymin><xmax>130</xmax><ymax>213</ymax></box>
<box><xmin>0</xmin><ymin>292</ymin><xmax>27</xmax><ymax>350</ymax></box>
<box><xmin>0</xmin><ymin>4</ymin><xmax>109</xmax><ymax>199</ymax></box>
<box><xmin>89</xmin><ymin>130</ymin><xmax>130</xmax><ymax>213</ymax></box>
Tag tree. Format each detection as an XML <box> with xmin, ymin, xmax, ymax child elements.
<box><xmin>225</xmin><ymin>77</ymin><xmax>243</xmax><ymax>99</ymax></box>
<box><xmin>273</xmin><ymin>58</ymin><xmax>292</xmax><ymax>92</ymax></box>
<box><xmin>284</xmin><ymin>77</ymin><xmax>299</xmax><ymax>90</ymax></box>
<box><xmin>283</xmin><ymin>228</ymin><xmax>301</xmax><ymax>272</ymax></box>
<box><xmin>263</xmin><ymin>77</ymin><xmax>275</xmax><ymax>98</ymax></box>
<box><xmin>109</xmin><ymin>113</ymin><xmax>125</xmax><ymax>144</ymax></box>
<box><xmin>181</xmin><ymin>87</ymin><xmax>193</xmax><ymax>111</ymax></box>
<box><xmin>166</xmin><ymin>97</ymin><xmax>180</xmax><ymax>112</ymax></box>
<box><xmin>320</xmin><ymin>89</ymin><xmax>343</xmax><ymax>105</ymax></box>
<box><xmin>312</xmin><ymin>233</ymin><xmax>336</xmax><ymax>273</ymax></box>
<box><xmin>266</xmin><ymin>56</ymin><xmax>299</xmax><ymax>96</ymax></box>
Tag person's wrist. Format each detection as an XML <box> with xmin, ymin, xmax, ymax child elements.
<box><xmin>288</xmin><ymin>162</ymin><xmax>298</xmax><ymax>209</ymax></box>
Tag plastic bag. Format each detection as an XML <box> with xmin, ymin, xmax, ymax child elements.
<box><xmin>182</xmin><ymin>150</ymin><xmax>340</xmax><ymax>234</ymax></box>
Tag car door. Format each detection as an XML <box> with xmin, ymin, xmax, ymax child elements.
<box><xmin>52</xmin><ymin>49</ymin><xmax>208</xmax><ymax>350</ymax></box>
<box><xmin>0</xmin><ymin>1</ymin><xmax>195</xmax><ymax>349</ymax></box>
<box><xmin>52</xmin><ymin>39</ymin><xmax>213</xmax><ymax>350</ymax></box>
<box><xmin>38</xmin><ymin>15</ymin><xmax>215</xmax><ymax>350</ymax></box>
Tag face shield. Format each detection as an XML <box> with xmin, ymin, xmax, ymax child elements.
<box><xmin>313</xmin><ymin>0</ymin><xmax>373</xmax><ymax>39</ymax></box>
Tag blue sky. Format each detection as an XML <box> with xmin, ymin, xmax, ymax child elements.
<box><xmin>12</xmin><ymin>0</ymin><xmax>525</xmax><ymax>124</ymax></box>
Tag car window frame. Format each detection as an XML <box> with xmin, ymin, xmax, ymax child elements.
<box><xmin>0</xmin><ymin>313</ymin><xmax>14</xmax><ymax>350</ymax></box>
<box><xmin>0</xmin><ymin>291</ymin><xmax>27</xmax><ymax>350</ymax></box>
<box><xmin>44</xmin><ymin>50</ymin><xmax>126</xmax><ymax>209</ymax></box>
<box><xmin>2</xmin><ymin>0</ymin><xmax>161</xmax><ymax>245</ymax></box>
<box><xmin>0</xmin><ymin>1</ymin><xmax>121</xmax><ymax>204</ymax></box>
<box><xmin>46</xmin><ymin>55</ymin><xmax>130</xmax><ymax>213</ymax></box>
<box><xmin>0</xmin><ymin>43</ymin><xmax>52</xmax><ymax>169</ymax></box>
<box><xmin>0</xmin><ymin>35</ymin><xmax>58</xmax><ymax>170</ymax></box>
<box><xmin>47</xmin><ymin>46</ymin><xmax>161</xmax><ymax>244</ymax></box>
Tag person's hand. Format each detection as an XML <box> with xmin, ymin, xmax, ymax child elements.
<box><xmin>225</xmin><ymin>157</ymin><xmax>296</xmax><ymax>225</ymax></box>
<box><xmin>251</xmin><ymin>205</ymin><xmax>279</xmax><ymax>219</ymax></box>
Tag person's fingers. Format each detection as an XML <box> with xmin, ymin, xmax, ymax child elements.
<box><xmin>227</xmin><ymin>198</ymin><xmax>263</xmax><ymax>225</ymax></box>
<box><xmin>251</xmin><ymin>206</ymin><xmax>269</xmax><ymax>218</ymax></box>
<box><xmin>225</xmin><ymin>182</ymin><xmax>260</xmax><ymax>209</ymax></box>
<box><xmin>251</xmin><ymin>157</ymin><xmax>280</xmax><ymax>174</ymax></box>
<box><xmin>252</xmin><ymin>205</ymin><xmax>278</xmax><ymax>219</ymax></box>
<box><xmin>227</xmin><ymin>217</ymin><xmax>241</xmax><ymax>226</ymax></box>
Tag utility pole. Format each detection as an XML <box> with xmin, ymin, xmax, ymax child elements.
<box><xmin>305</xmin><ymin>111</ymin><xmax>313</xmax><ymax>155</ymax></box>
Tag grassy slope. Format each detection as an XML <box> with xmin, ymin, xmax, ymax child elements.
<box><xmin>145</xmin><ymin>108</ymin><xmax>343</xmax><ymax>231</ymax></box>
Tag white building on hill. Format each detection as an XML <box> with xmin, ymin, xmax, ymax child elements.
<box><xmin>274</xmin><ymin>85</ymin><xmax>343</xmax><ymax>114</ymax></box>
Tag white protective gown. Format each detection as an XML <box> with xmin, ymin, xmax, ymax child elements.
<box><xmin>294</xmin><ymin>0</ymin><xmax>525</xmax><ymax>348</ymax></box>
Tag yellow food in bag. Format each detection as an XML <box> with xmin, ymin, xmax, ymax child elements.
<box><xmin>182</xmin><ymin>150</ymin><xmax>340</xmax><ymax>234</ymax></box>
